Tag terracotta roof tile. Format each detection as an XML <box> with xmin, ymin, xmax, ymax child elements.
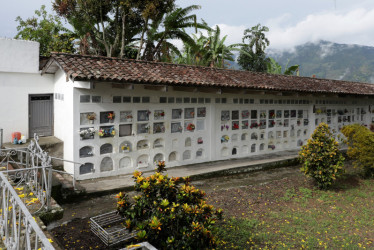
<box><xmin>46</xmin><ymin>53</ymin><xmax>374</xmax><ymax>96</ymax></box>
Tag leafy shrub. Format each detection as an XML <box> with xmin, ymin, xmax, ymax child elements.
<box><xmin>341</xmin><ymin>124</ymin><xmax>374</xmax><ymax>177</ymax></box>
<box><xmin>117</xmin><ymin>161</ymin><xmax>223</xmax><ymax>249</ymax></box>
<box><xmin>299</xmin><ymin>123</ymin><xmax>344</xmax><ymax>189</ymax></box>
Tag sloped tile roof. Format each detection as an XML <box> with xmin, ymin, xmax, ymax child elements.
<box><xmin>45</xmin><ymin>53</ymin><xmax>374</xmax><ymax>96</ymax></box>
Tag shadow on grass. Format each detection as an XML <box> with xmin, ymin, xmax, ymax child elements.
<box><xmin>329</xmin><ymin>173</ymin><xmax>361</xmax><ymax>191</ymax></box>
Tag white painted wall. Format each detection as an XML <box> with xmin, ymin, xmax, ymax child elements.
<box><xmin>53</xmin><ymin>69</ymin><xmax>75</xmax><ymax>173</ymax></box>
<box><xmin>0</xmin><ymin>38</ymin><xmax>39</xmax><ymax>73</ymax></box>
<box><xmin>0</xmin><ymin>39</ymin><xmax>54</xmax><ymax>143</ymax></box>
<box><xmin>67</xmin><ymin>81</ymin><xmax>374</xmax><ymax>180</ymax></box>
<box><xmin>0</xmin><ymin>72</ymin><xmax>54</xmax><ymax>142</ymax></box>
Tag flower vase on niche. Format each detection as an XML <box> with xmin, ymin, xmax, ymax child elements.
<box><xmin>186</xmin><ymin>123</ymin><xmax>195</xmax><ymax>131</ymax></box>
<box><xmin>86</xmin><ymin>113</ymin><xmax>96</xmax><ymax>124</ymax></box>
<box><xmin>121</xmin><ymin>144</ymin><xmax>131</xmax><ymax>152</ymax></box>
<box><xmin>107</xmin><ymin>112</ymin><xmax>115</xmax><ymax>123</ymax></box>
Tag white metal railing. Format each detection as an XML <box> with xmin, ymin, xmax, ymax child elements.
<box><xmin>0</xmin><ymin>135</ymin><xmax>53</xmax><ymax>212</ymax></box>
<box><xmin>0</xmin><ymin>172</ymin><xmax>54</xmax><ymax>249</ymax></box>
<box><xmin>0</xmin><ymin>134</ymin><xmax>81</xmax><ymax>249</ymax></box>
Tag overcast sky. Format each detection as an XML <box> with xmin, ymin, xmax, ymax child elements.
<box><xmin>2</xmin><ymin>0</ymin><xmax>374</xmax><ymax>51</ymax></box>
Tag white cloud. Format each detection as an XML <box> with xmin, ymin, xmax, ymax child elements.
<box><xmin>320</xmin><ymin>41</ymin><xmax>335</xmax><ymax>58</ymax></box>
<box><xmin>204</xmin><ymin>7</ymin><xmax>374</xmax><ymax>52</ymax></box>
<box><xmin>212</xmin><ymin>24</ymin><xmax>246</xmax><ymax>45</ymax></box>
<box><xmin>267</xmin><ymin>8</ymin><xmax>374</xmax><ymax>50</ymax></box>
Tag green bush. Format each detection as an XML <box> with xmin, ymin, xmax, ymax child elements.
<box><xmin>299</xmin><ymin>123</ymin><xmax>345</xmax><ymax>189</ymax></box>
<box><xmin>117</xmin><ymin>161</ymin><xmax>223</xmax><ymax>249</ymax></box>
<box><xmin>341</xmin><ymin>124</ymin><xmax>374</xmax><ymax>177</ymax></box>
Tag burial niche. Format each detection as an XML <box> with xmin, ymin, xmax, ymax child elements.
<box><xmin>79</xmin><ymin>146</ymin><xmax>94</xmax><ymax>158</ymax></box>
<box><xmin>100</xmin><ymin>157</ymin><xmax>113</xmax><ymax>172</ymax></box>
<box><xmin>80</xmin><ymin>163</ymin><xmax>94</xmax><ymax>175</ymax></box>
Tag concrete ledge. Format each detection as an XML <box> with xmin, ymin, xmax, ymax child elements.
<box><xmin>72</xmin><ymin>150</ymin><xmax>301</xmax><ymax>198</ymax></box>
<box><xmin>189</xmin><ymin>157</ymin><xmax>299</xmax><ymax>181</ymax></box>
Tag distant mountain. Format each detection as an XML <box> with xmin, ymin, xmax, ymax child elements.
<box><xmin>269</xmin><ymin>40</ymin><xmax>374</xmax><ymax>83</ymax></box>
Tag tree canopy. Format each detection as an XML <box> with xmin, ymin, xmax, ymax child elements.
<box><xmin>14</xmin><ymin>3</ymin><xmax>302</xmax><ymax>72</ymax></box>
<box><xmin>238</xmin><ymin>24</ymin><xmax>270</xmax><ymax>72</ymax></box>
<box><xmin>15</xmin><ymin>5</ymin><xmax>76</xmax><ymax>56</ymax></box>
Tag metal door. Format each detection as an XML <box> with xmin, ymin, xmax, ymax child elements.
<box><xmin>29</xmin><ymin>94</ymin><xmax>53</xmax><ymax>138</ymax></box>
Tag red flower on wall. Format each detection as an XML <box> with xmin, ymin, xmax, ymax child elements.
<box><xmin>187</xmin><ymin>123</ymin><xmax>195</xmax><ymax>131</ymax></box>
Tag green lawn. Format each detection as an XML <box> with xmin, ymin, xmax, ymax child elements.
<box><xmin>209</xmin><ymin>168</ymin><xmax>374</xmax><ymax>249</ymax></box>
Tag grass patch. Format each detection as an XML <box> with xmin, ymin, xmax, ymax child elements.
<box><xmin>211</xmin><ymin>169</ymin><xmax>374</xmax><ymax>249</ymax></box>
<box><xmin>215</xmin><ymin>218</ymin><xmax>261</xmax><ymax>249</ymax></box>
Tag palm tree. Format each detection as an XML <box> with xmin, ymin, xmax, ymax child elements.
<box><xmin>238</xmin><ymin>23</ymin><xmax>270</xmax><ymax>72</ymax></box>
<box><xmin>243</xmin><ymin>24</ymin><xmax>269</xmax><ymax>54</ymax></box>
<box><xmin>142</xmin><ymin>5</ymin><xmax>209</xmax><ymax>61</ymax></box>
<box><xmin>175</xmin><ymin>24</ymin><xmax>246</xmax><ymax>68</ymax></box>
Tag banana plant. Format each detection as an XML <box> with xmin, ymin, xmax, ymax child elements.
<box><xmin>267</xmin><ymin>57</ymin><xmax>299</xmax><ymax>75</ymax></box>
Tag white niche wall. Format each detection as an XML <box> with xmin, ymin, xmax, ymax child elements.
<box><xmin>75</xmin><ymin>87</ymin><xmax>322</xmax><ymax>179</ymax></box>
<box><xmin>215</xmin><ymin>104</ymin><xmax>314</xmax><ymax>160</ymax></box>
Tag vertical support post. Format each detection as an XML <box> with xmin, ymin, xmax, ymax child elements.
<box><xmin>46</xmin><ymin>165</ymin><xmax>52</xmax><ymax>211</ymax></box>
<box><xmin>0</xmin><ymin>128</ymin><xmax>3</xmax><ymax>151</ymax></box>
<box><xmin>26</xmin><ymin>151</ymin><xmax>30</xmax><ymax>169</ymax></box>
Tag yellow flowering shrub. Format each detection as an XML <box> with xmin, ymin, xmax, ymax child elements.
<box><xmin>341</xmin><ymin>124</ymin><xmax>374</xmax><ymax>177</ymax></box>
<box><xmin>116</xmin><ymin>161</ymin><xmax>223</xmax><ymax>249</ymax></box>
<box><xmin>299</xmin><ymin>123</ymin><xmax>344</xmax><ymax>189</ymax></box>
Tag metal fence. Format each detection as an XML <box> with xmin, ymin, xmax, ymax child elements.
<box><xmin>0</xmin><ymin>172</ymin><xmax>54</xmax><ymax>249</ymax></box>
<box><xmin>0</xmin><ymin>135</ymin><xmax>53</xmax><ymax>212</ymax></box>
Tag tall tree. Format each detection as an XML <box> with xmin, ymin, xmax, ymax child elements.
<box><xmin>135</xmin><ymin>0</ymin><xmax>176</xmax><ymax>59</ymax></box>
<box><xmin>238</xmin><ymin>24</ymin><xmax>270</xmax><ymax>72</ymax></box>
<box><xmin>53</xmin><ymin>0</ymin><xmax>176</xmax><ymax>58</ymax></box>
<box><xmin>15</xmin><ymin>5</ymin><xmax>76</xmax><ymax>56</ymax></box>
<box><xmin>53</xmin><ymin>0</ymin><xmax>144</xmax><ymax>57</ymax></box>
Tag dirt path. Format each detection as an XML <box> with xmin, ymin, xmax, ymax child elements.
<box><xmin>48</xmin><ymin>165</ymin><xmax>300</xmax><ymax>230</ymax></box>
